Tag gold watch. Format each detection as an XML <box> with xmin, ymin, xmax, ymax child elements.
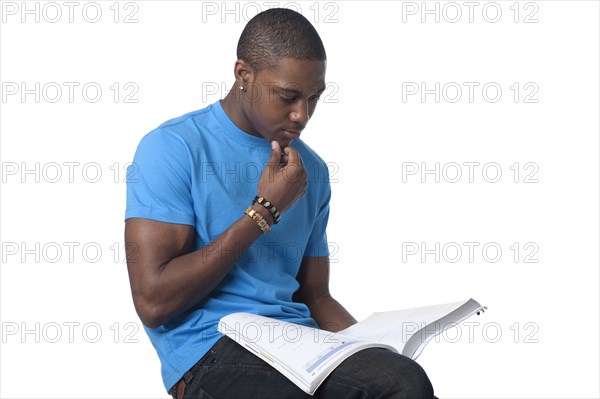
<box><xmin>245</xmin><ymin>206</ymin><xmax>271</xmax><ymax>234</ymax></box>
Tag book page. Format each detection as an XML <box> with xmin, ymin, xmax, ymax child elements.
<box><xmin>339</xmin><ymin>299</ymin><xmax>477</xmax><ymax>356</ymax></box>
<box><xmin>218</xmin><ymin>312</ymin><xmax>396</xmax><ymax>394</ymax></box>
<box><xmin>404</xmin><ymin>299</ymin><xmax>486</xmax><ymax>359</ymax></box>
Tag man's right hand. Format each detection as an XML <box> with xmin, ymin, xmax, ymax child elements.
<box><xmin>257</xmin><ymin>141</ymin><xmax>307</xmax><ymax>215</ymax></box>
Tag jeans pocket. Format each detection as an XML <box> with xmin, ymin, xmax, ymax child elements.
<box><xmin>180</xmin><ymin>336</ymin><xmax>229</xmax><ymax>396</ymax></box>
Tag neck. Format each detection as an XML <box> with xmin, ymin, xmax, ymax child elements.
<box><xmin>221</xmin><ymin>87</ymin><xmax>257</xmax><ymax>136</ymax></box>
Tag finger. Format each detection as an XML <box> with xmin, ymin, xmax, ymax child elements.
<box><xmin>290</xmin><ymin>146</ymin><xmax>305</xmax><ymax>171</ymax></box>
<box><xmin>283</xmin><ymin>146</ymin><xmax>300</xmax><ymax>165</ymax></box>
<box><xmin>268</xmin><ymin>141</ymin><xmax>282</xmax><ymax>167</ymax></box>
<box><xmin>279</xmin><ymin>151</ymin><xmax>289</xmax><ymax>167</ymax></box>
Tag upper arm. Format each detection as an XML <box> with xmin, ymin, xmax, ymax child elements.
<box><xmin>124</xmin><ymin>129</ymin><xmax>197</xmax><ymax>323</ymax></box>
<box><xmin>124</xmin><ymin>218</ymin><xmax>194</xmax><ymax>318</ymax></box>
<box><xmin>295</xmin><ymin>159</ymin><xmax>332</xmax><ymax>303</ymax></box>
<box><xmin>124</xmin><ymin>128</ymin><xmax>196</xmax><ymax>287</ymax></box>
<box><xmin>293</xmin><ymin>256</ymin><xmax>331</xmax><ymax>304</ymax></box>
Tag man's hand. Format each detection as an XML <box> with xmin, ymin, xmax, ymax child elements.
<box><xmin>257</xmin><ymin>141</ymin><xmax>307</xmax><ymax>215</ymax></box>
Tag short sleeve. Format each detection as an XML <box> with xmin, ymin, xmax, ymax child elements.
<box><xmin>125</xmin><ymin>129</ymin><xmax>195</xmax><ymax>226</ymax></box>
<box><xmin>303</xmin><ymin>162</ymin><xmax>331</xmax><ymax>258</ymax></box>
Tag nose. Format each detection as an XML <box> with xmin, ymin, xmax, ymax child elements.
<box><xmin>289</xmin><ymin>100</ymin><xmax>309</xmax><ymax>124</ymax></box>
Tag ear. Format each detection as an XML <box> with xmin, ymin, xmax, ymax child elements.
<box><xmin>233</xmin><ymin>59</ymin><xmax>256</xmax><ymax>86</ymax></box>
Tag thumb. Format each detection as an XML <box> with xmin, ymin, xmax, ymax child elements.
<box><xmin>269</xmin><ymin>141</ymin><xmax>282</xmax><ymax>165</ymax></box>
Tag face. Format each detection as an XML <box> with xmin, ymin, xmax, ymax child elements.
<box><xmin>237</xmin><ymin>57</ymin><xmax>327</xmax><ymax>148</ymax></box>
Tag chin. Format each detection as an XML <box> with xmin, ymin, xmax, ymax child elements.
<box><xmin>277</xmin><ymin>138</ymin><xmax>294</xmax><ymax>148</ymax></box>
<box><xmin>277</xmin><ymin>132</ymin><xmax>300</xmax><ymax>148</ymax></box>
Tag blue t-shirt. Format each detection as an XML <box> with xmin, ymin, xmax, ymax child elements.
<box><xmin>125</xmin><ymin>100</ymin><xmax>331</xmax><ymax>390</ymax></box>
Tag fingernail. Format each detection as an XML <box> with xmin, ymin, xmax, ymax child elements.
<box><xmin>271</xmin><ymin>141</ymin><xmax>277</xmax><ymax>150</ymax></box>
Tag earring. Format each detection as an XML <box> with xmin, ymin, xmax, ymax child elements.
<box><xmin>239</xmin><ymin>85</ymin><xmax>245</xmax><ymax>91</ymax></box>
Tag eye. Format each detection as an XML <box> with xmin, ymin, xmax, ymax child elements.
<box><xmin>280</xmin><ymin>96</ymin><xmax>297</xmax><ymax>104</ymax></box>
<box><xmin>309</xmin><ymin>95</ymin><xmax>321</xmax><ymax>103</ymax></box>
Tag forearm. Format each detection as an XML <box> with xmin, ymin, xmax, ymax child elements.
<box><xmin>127</xmin><ymin>207</ymin><xmax>266</xmax><ymax>328</ymax></box>
<box><xmin>305</xmin><ymin>294</ymin><xmax>358</xmax><ymax>332</ymax></box>
<box><xmin>127</xmin><ymin>141</ymin><xmax>307</xmax><ymax>329</ymax></box>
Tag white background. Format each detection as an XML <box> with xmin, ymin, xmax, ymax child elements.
<box><xmin>1</xmin><ymin>1</ymin><xmax>599</xmax><ymax>398</ymax></box>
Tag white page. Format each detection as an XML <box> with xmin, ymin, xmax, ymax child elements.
<box><xmin>339</xmin><ymin>300</ymin><xmax>469</xmax><ymax>352</ymax></box>
<box><xmin>219</xmin><ymin>313</ymin><xmax>396</xmax><ymax>393</ymax></box>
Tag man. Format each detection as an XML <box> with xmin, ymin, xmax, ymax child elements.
<box><xmin>125</xmin><ymin>8</ymin><xmax>436</xmax><ymax>398</ymax></box>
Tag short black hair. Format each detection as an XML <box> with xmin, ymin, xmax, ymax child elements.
<box><xmin>237</xmin><ymin>8</ymin><xmax>327</xmax><ymax>73</ymax></box>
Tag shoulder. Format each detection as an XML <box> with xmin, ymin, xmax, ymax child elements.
<box><xmin>136</xmin><ymin>103</ymin><xmax>217</xmax><ymax>153</ymax></box>
<box><xmin>156</xmin><ymin>105</ymin><xmax>213</xmax><ymax>132</ymax></box>
<box><xmin>292</xmin><ymin>139</ymin><xmax>331</xmax><ymax>191</ymax></box>
<box><xmin>291</xmin><ymin>139</ymin><xmax>327</xmax><ymax>169</ymax></box>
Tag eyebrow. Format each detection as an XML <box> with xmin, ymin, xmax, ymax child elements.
<box><xmin>275</xmin><ymin>85</ymin><xmax>326</xmax><ymax>97</ymax></box>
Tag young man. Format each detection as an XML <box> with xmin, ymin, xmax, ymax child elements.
<box><xmin>125</xmin><ymin>8</ymin><xmax>436</xmax><ymax>398</ymax></box>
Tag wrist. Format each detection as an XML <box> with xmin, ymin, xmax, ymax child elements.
<box><xmin>251</xmin><ymin>203</ymin><xmax>275</xmax><ymax>225</ymax></box>
<box><xmin>244</xmin><ymin>206</ymin><xmax>271</xmax><ymax>234</ymax></box>
<box><xmin>252</xmin><ymin>195</ymin><xmax>281</xmax><ymax>224</ymax></box>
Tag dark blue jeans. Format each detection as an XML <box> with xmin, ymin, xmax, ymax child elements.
<box><xmin>174</xmin><ymin>336</ymin><xmax>437</xmax><ymax>398</ymax></box>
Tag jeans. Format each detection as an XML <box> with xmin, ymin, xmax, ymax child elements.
<box><xmin>175</xmin><ymin>336</ymin><xmax>437</xmax><ymax>399</ymax></box>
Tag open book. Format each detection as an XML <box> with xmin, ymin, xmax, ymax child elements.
<box><xmin>218</xmin><ymin>298</ymin><xmax>486</xmax><ymax>396</ymax></box>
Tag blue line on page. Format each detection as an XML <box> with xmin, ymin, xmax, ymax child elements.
<box><xmin>305</xmin><ymin>341</ymin><xmax>356</xmax><ymax>374</ymax></box>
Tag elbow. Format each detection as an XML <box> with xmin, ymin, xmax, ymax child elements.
<box><xmin>294</xmin><ymin>288</ymin><xmax>332</xmax><ymax>308</ymax></box>
<box><xmin>132</xmin><ymin>295</ymin><xmax>169</xmax><ymax>329</ymax></box>
<box><xmin>139</xmin><ymin>311</ymin><xmax>162</xmax><ymax>330</ymax></box>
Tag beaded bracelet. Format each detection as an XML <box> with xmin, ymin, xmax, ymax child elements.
<box><xmin>252</xmin><ymin>195</ymin><xmax>281</xmax><ymax>224</ymax></box>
